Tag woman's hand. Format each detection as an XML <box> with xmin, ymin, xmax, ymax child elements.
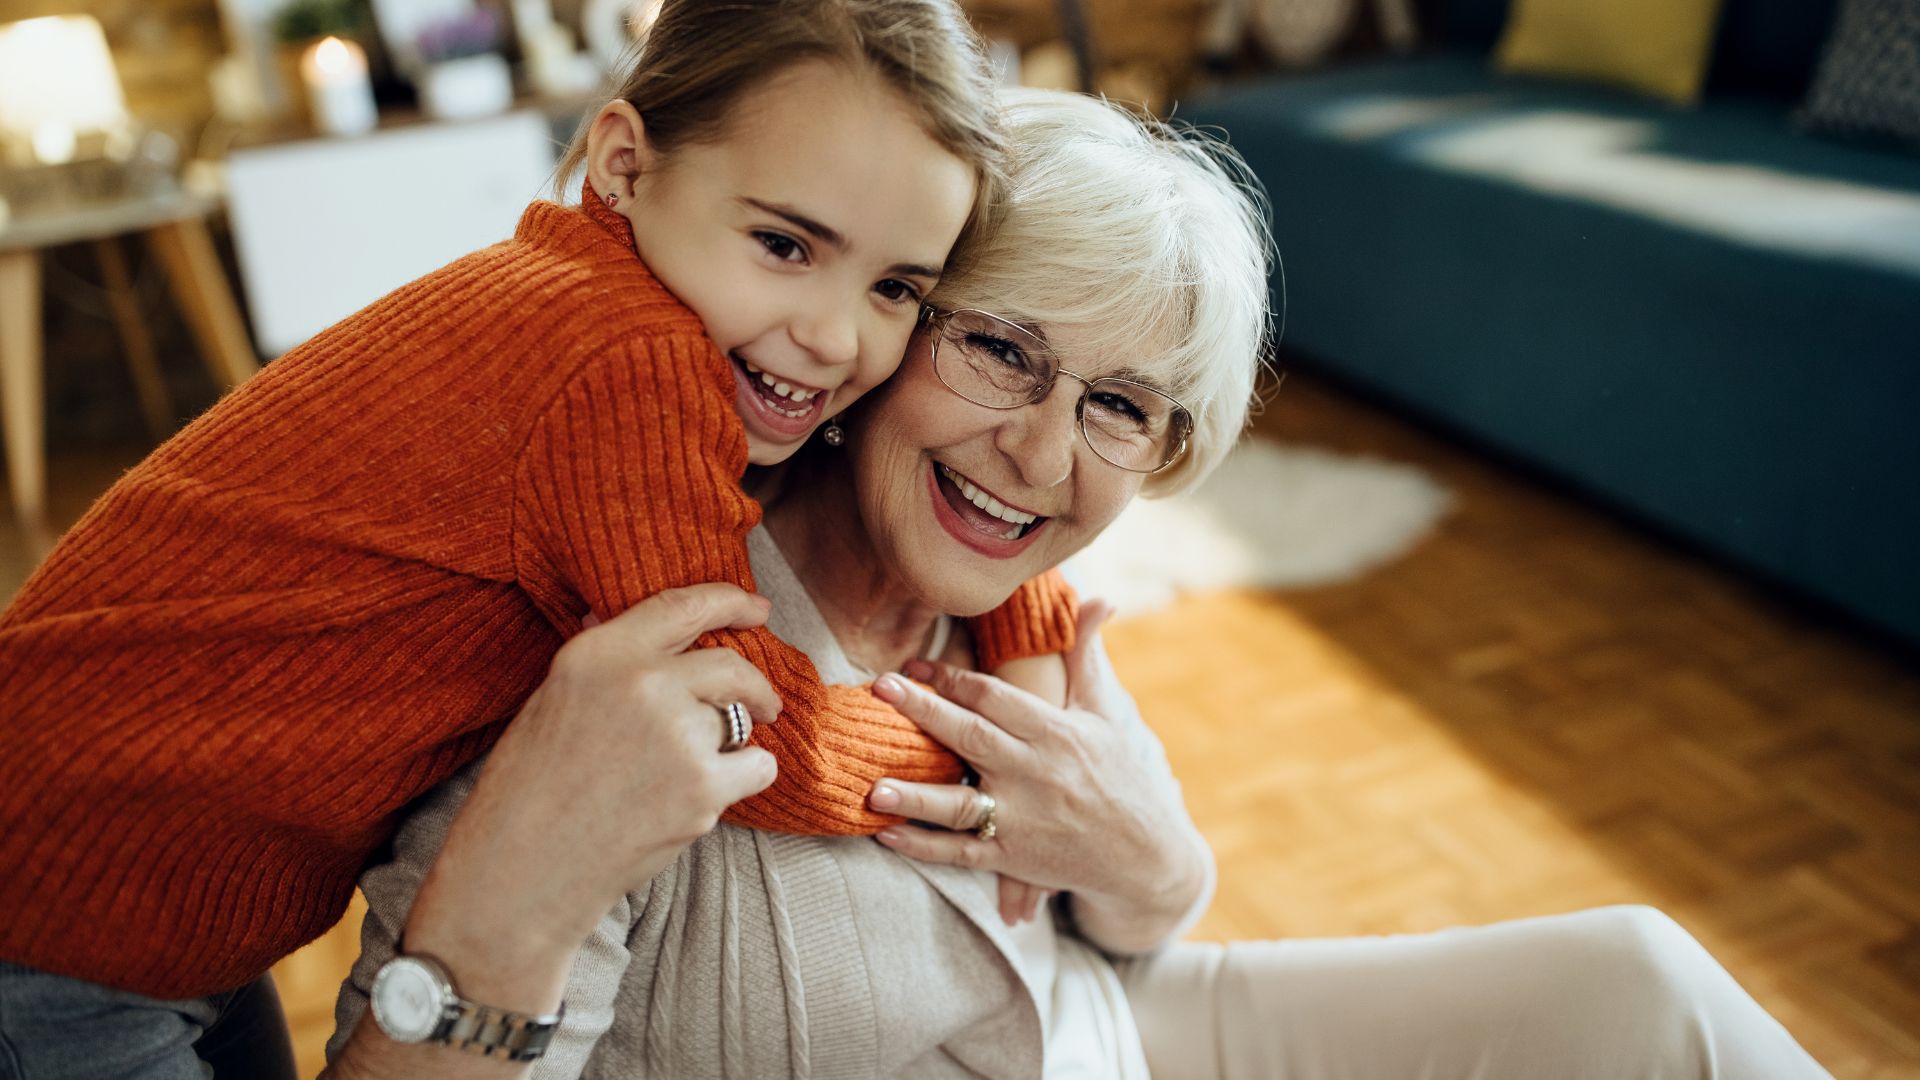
<box><xmin>867</xmin><ymin>601</ymin><xmax>1209</xmax><ymax>954</ymax></box>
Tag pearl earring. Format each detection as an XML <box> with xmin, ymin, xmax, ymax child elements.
<box><xmin>822</xmin><ymin>421</ymin><xmax>845</xmax><ymax>447</ymax></box>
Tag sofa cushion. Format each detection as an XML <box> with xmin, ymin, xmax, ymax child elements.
<box><xmin>1493</xmin><ymin>0</ymin><xmax>1729</xmax><ymax>104</ymax></box>
<box><xmin>1796</xmin><ymin>0</ymin><xmax>1920</xmax><ymax>149</ymax></box>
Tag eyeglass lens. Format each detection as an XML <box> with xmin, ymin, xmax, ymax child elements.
<box><xmin>933</xmin><ymin>310</ymin><xmax>1187</xmax><ymax>472</ymax></box>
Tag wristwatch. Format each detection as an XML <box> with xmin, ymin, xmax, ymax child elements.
<box><xmin>370</xmin><ymin>951</ymin><xmax>565</xmax><ymax>1062</ymax></box>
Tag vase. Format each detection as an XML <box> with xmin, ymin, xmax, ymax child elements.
<box><xmin>419</xmin><ymin>53</ymin><xmax>513</xmax><ymax>121</ymax></box>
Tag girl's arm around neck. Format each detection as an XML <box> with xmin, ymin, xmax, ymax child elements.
<box><xmin>510</xmin><ymin>329</ymin><xmax>967</xmax><ymax>835</ymax></box>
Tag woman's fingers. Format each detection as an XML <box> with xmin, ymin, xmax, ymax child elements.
<box><xmin>1063</xmin><ymin>598</ymin><xmax>1116</xmax><ymax>711</ymax></box>
<box><xmin>873</xmin><ymin>673</ymin><xmax>1018</xmax><ymax>768</ymax></box>
<box><xmin>596</xmin><ymin>583</ymin><xmax>772</xmax><ymax>656</ymax></box>
<box><xmin>672</xmin><ymin>646</ymin><xmax>783</xmax><ymax>727</ymax></box>
<box><xmin>896</xmin><ymin>661</ymin><xmax>1052</xmax><ymax>743</ymax></box>
<box><xmin>868</xmin><ymin>778</ymin><xmax>986</xmax><ymax>830</ymax></box>
<box><xmin>875</xmin><ymin>822</ymin><xmax>996</xmax><ymax>872</ymax></box>
<box><xmin>998</xmin><ymin>876</ymin><xmax>1047</xmax><ymax>926</ymax></box>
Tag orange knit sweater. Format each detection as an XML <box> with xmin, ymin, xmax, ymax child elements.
<box><xmin>0</xmin><ymin>193</ymin><xmax>1075</xmax><ymax>999</ymax></box>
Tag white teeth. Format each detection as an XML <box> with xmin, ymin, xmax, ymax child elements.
<box><xmin>749</xmin><ymin>367</ymin><xmax>819</xmax><ymax>402</ymax></box>
<box><xmin>937</xmin><ymin>464</ymin><xmax>1039</xmax><ymax>527</ymax></box>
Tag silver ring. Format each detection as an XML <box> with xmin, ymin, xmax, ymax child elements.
<box><xmin>718</xmin><ymin>702</ymin><xmax>751</xmax><ymax>752</ymax></box>
<box><xmin>971</xmin><ymin>792</ymin><xmax>998</xmax><ymax>841</ymax></box>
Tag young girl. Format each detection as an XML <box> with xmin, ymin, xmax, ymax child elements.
<box><xmin>0</xmin><ymin>0</ymin><xmax>1073</xmax><ymax>1018</ymax></box>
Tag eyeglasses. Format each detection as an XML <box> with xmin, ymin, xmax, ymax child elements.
<box><xmin>920</xmin><ymin>307</ymin><xmax>1192</xmax><ymax>474</ymax></box>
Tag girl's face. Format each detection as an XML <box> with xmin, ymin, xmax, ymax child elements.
<box><xmin>603</xmin><ymin>60</ymin><xmax>977</xmax><ymax>466</ymax></box>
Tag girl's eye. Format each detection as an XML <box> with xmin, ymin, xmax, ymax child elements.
<box><xmin>754</xmin><ymin>231</ymin><xmax>806</xmax><ymax>264</ymax></box>
<box><xmin>873</xmin><ymin>279</ymin><xmax>921</xmax><ymax>306</ymax></box>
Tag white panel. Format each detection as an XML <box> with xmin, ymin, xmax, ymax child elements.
<box><xmin>226</xmin><ymin>110</ymin><xmax>557</xmax><ymax>356</ymax></box>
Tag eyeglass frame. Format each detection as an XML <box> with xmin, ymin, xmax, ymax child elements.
<box><xmin>917</xmin><ymin>306</ymin><xmax>1193</xmax><ymax>475</ymax></box>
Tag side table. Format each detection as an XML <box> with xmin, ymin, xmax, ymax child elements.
<box><xmin>0</xmin><ymin>189</ymin><xmax>259</xmax><ymax>543</ymax></box>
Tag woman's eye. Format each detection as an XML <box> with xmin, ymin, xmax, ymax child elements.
<box><xmin>1090</xmin><ymin>390</ymin><xmax>1150</xmax><ymax>425</ymax></box>
<box><xmin>754</xmin><ymin>231</ymin><xmax>805</xmax><ymax>263</ymax></box>
<box><xmin>874</xmin><ymin>279</ymin><xmax>921</xmax><ymax>306</ymax></box>
<box><xmin>966</xmin><ymin>334</ymin><xmax>1029</xmax><ymax>370</ymax></box>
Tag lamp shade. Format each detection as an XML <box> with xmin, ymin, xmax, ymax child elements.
<box><xmin>0</xmin><ymin>15</ymin><xmax>130</xmax><ymax>161</ymax></box>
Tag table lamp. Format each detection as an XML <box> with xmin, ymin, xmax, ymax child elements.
<box><xmin>0</xmin><ymin>15</ymin><xmax>146</xmax><ymax>214</ymax></box>
<box><xmin>0</xmin><ymin>15</ymin><xmax>132</xmax><ymax>166</ymax></box>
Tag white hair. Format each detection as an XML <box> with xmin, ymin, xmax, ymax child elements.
<box><xmin>928</xmin><ymin>88</ymin><xmax>1275</xmax><ymax>496</ymax></box>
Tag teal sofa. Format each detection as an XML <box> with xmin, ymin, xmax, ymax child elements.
<box><xmin>1187</xmin><ymin>0</ymin><xmax>1920</xmax><ymax>648</ymax></box>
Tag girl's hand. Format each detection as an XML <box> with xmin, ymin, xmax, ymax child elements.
<box><xmin>404</xmin><ymin>584</ymin><xmax>783</xmax><ymax>1008</ymax></box>
<box><xmin>332</xmin><ymin>585</ymin><xmax>783</xmax><ymax>1078</ymax></box>
<box><xmin>866</xmin><ymin>601</ymin><xmax>1208</xmax><ymax>951</ymax></box>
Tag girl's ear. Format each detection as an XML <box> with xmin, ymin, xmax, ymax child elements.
<box><xmin>585</xmin><ymin>100</ymin><xmax>656</xmax><ymax>205</ymax></box>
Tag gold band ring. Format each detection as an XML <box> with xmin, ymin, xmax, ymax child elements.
<box><xmin>971</xmin><ymin>791</ymin><xmax>998</xmax><ymax>841</ymax></box>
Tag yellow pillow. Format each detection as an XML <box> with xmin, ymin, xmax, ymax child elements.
<box><xmin>1494</xmin><ymin>0</ymin><xmax>1728</xmax><ymax>105</ymax></box>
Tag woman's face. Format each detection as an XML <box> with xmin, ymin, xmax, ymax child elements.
<box><xmin>849</xmin><ymin>321</ymin><xmax>1158</xmax><ymax>616</ymax></box>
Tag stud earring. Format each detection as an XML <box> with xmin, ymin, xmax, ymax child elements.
<box><xmin>605</xmin><ymin>192</ymin><xmax>619</xmax><ymax>206</ymax></box>
<box><xmin>822</xmin><ymin>421</ymin><xmax>845</xmax><ymax>447</ymax></box>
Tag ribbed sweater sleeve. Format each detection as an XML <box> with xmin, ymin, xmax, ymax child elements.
<box><xmin>511</xmin><ymin>332</ymin><xmax>973</xmax><ymax>834</ymax></box>
<box><xmin>966</xmin><ymin>569</ymin><xmax>1079</xmax><ymax>672</ymax></box>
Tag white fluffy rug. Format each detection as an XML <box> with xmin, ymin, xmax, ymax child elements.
<box><xmin>1065</xmin><ymin>439</ymin><xmax>1452</xmax><ymax>617</ymax></box>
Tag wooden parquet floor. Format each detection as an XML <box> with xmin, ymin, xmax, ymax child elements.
<box><xmin>1102</xmin><ymin>373</ymin><xmax>1920</xmax><ymax>1079</ymax></box>
<box><xmin>5</xmin><ymin>372</ymin><xmax>1917</xmax><ymax>1078</ymax></box>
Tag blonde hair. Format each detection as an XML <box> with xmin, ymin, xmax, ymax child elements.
<box><xmin>554</xmin><ymin>0</ymin><xmax>1006</xmax><ymax>244</ymax></box>
<box><xmin>929</xmin><ymin>89</ymin><xmax>1274</xmax><ymax>496</ymax></box>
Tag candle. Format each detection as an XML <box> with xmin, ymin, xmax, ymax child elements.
<box><xmin>300</xmin><ymin>36</ymin><xmax>377</xmax><ymax>137</ymax></box>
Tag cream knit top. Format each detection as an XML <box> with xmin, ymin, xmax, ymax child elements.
<box><xmin>332</xmin><ymin>529</ymin><xmax>1205</xmax><ymax>1077</ymax></box>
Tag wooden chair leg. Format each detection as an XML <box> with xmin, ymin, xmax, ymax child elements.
<box><xmin>0</xmin><ymin>249</ymin><xmax>47</xmax><ymax>541</ymax></box>
<box><xmin>94</xmin><ymin>237</ymin><xmax>173</xmax><ymax>441</ymax></box>
<box><xmin>146</xmin><ymin>217</ymin><xmax>260</xmax><ymax>390</ymax></box>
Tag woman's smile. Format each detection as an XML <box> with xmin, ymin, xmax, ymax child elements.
<box><xmin>924</xmin><ymin>458</ymin><xmax>1051</xmax><ymax>558</ymax></box>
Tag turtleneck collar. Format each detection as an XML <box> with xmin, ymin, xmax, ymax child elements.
<box><xmin>578</xmin><ymin>176</ymin><xmax>640</xmax><ymax>251</ymax></box>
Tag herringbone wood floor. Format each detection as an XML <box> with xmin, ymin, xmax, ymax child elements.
<box><xmin>5</xmin><ymin>372</ymin><xmax>1916</xmax><ymax>1078</ymax></box>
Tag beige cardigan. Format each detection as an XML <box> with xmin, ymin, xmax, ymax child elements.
<box><xmin>330</xmin><ymin>530</ymin><xmax>1206</xmax><ymax>1077</ymax></box>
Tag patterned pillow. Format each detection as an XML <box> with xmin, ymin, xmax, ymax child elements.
<box><xmin>1797</xmin><ymin>0</ymin><xmax>1920</xmax><ymax>149</ymax></box>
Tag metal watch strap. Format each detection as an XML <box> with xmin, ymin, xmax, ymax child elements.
<box><xmin>434</xmin><ymin>999</ymin><xmax>565</xmax><ymax>1062</ymax></box>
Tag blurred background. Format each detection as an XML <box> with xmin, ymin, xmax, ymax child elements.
<box><xmin>0</xmin><ymin>0</ymin><xmax>1916</xmax><ymax>1075</ymax></box>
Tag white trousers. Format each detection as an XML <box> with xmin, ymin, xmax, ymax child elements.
<box><xmin>1116</xmin><ymin>906</ymin><xmax>1832</xmax><ymax>1080</ymax></box>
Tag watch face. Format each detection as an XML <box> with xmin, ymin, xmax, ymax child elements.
<box><xmin>372</xmin><ymin>957</ymin><xmax>446</xmax><ymax>1043</ymax></box>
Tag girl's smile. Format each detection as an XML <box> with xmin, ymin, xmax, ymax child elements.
<box><xmin>732</xmin><ymin>353</ymin><xmax>831</xmax><ymax>440</ymax></box>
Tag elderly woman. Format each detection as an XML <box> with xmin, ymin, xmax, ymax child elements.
<box><xmin>325</xmin><ymin>91</ymin><xmax>1829</xmax><ymax>1079</ymax></box>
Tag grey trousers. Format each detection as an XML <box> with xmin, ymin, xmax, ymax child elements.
<box><xmin>1118</xmin><ymin>905</ymin><xmax>1833</xmax><ymax>1079</ymax></box>
<box><xmin>0</xmin><ymin>963</ymin><xmax>297</xmax><ymax>1080</ymax></box>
